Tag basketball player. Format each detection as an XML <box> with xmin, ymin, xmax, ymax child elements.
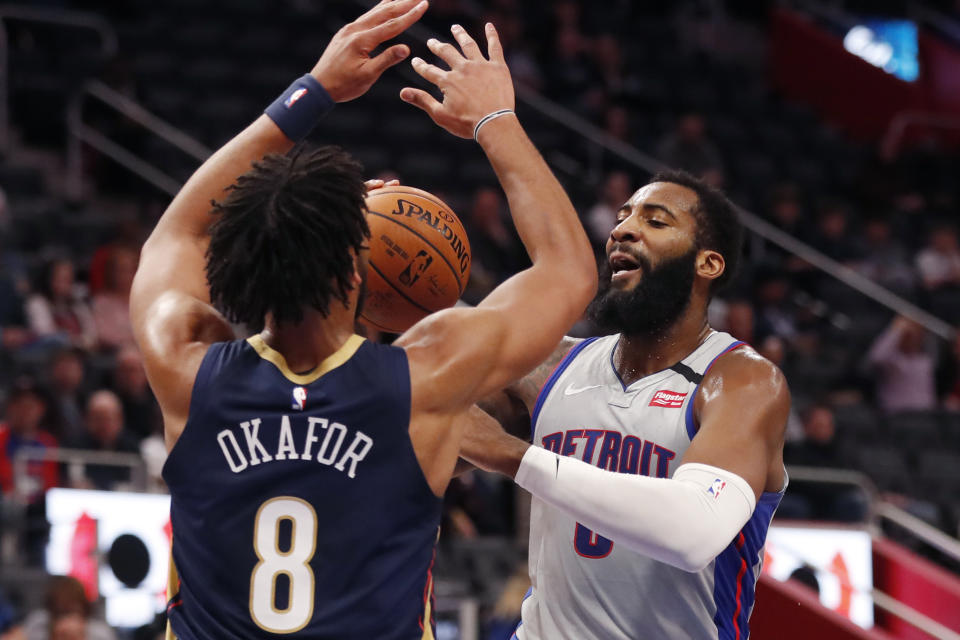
<box><xmin>458</xmin><ymin>170</ymin><xmax>789</xmax><ymax>639</ymax></box>
<box><xmin>130</xmin><ymin>3</ymin><xmax>596</xmax><ymax>639</ymax></box>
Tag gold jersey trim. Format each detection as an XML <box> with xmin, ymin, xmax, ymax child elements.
<box><xmin>247</xmin><ymin>334</ymin><xmax>365</xmax><ymax>385</ymax></box>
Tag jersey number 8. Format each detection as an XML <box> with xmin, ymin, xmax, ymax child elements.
<box><xmin>250</xmin><ymin>497</ymin><xmax>318</xmax><ymax>633</ymax></box>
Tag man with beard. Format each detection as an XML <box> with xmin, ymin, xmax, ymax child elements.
<box><xmin>129</xmin><ymin>6</ymin><xmax>596</xmax><ymax>639</ymax></box>
<box><xmin>459</xmin><ymin>170</ymin><xmax>789</xmax><ymax>640</ymax></box>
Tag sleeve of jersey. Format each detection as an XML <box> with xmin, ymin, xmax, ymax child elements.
<box><xmin>515</xmin><ymin>447</ymin><xmax>757</xmax><ymax>572</ymax></box>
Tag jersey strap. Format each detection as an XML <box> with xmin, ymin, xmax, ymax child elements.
<box><xmin>683</xmin><ymin>340</ymin><xmax>746</xmax><ymax>440</ymax></box>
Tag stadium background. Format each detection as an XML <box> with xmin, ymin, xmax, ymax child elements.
<box><xmin>0</xmin><ymin>0</ymin><xmax>959</xmax><ymax>638</ymax></box>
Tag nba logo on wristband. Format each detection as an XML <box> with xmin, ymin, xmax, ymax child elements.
<box><xmin>707</xmin><ymin>478</ymin><xmax>726</xmax><ymax>500</ymax></box>
<box><xmin>285</xmin><ymin>88</ymin><xmax>308</xmax><ymax>108</ymax></box>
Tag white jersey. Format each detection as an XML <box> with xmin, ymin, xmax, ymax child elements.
<box><xmin>516</xmin><ymin>331</ymin><xmax>784</xmax><ymax>640</ymax></box>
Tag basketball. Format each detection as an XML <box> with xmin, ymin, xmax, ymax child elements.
<box><xmin>360</xmin><ymin>185</ymin><xmax>471</xmax><ymax>333</ymax></box>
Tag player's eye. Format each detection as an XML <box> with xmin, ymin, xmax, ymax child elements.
<box><xmin>648</xmin><ymin>219</ymin><xmax>668</xmax><ymax>228</ymax></box>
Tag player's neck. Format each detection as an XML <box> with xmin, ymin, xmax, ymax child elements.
<box><xmin>614</xmin><ymin>310</ymin><xmax>711</xmax><ymax>385</ymax></box>
<box><xmin>260</xmin><ymin>306</ymin><xmax>357</xmax><ymax>374</ymax></box>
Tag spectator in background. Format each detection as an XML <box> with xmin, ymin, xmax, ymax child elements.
<box><xmin>111</xmin><ymin>348</ymin><xmax>161</xmax><ymax>442</ymax></box>
<box><xmin>46</xmin><ymin>348</ymin><xmax>89</xmax><ymax>443</ymax></box>
<box><xmin>66</xmin><ymin>390</ymin><xmax>139</xmax><ymax>491</ymax></box>
<box><xmin>0</xmin><ymin>246</ymin><xmax>30</xmax><ymax>356</ymax></box>
<box><xmin>655</xmin><ymin>113</ymin><xmax>724</xmax><ymax>186</ymax></box>
<box><xmin>462</xmin><ymin>187</ymin><xmax>527</xmax><ymax>303</ymax></box>
<box><xmin>25</xmin><ymin>257</ymin><xmax>97</xmax><ymax>351</ymax></box>
<box><xmin>938</xmin><ymin>332</ymin><xmax>960</xmax><ymax>411</ymax></box>
<box><xmin>764</xmin><ymin>183</ymin><xmax>817</xmax><ymax>278</ymax></box>
<box><xmin>601</xmin><ymin>104</ymin><xmax>632</xmax><ymax>144</ymax></box>
<box><xmin>853</xmin><ymin>218</ymin><xmax>917</xmax><ymax>300</ymax></box>
<box><xmin>753</xmin><ymin>269</ymin><xmax>798</xmax><ymax>343</ymax></box>
<box><xmin>723</xmin><ymin>298</ymin><xmax>755</xmax><ymax>344</ymax></box>
<box><xmin>916</xmin><ymin>222</ymin><xmax>960</xmax><ymax>319</ymax></box>
<box><xmin>0</xmin><ymin>378</ymin><xmax>59</xmax><ymax>502</ymax></box>
<box><xmin>489</xmin><ymin>10</ymin><xmax>542</xmax><ymax>92</ymax></box>
<box><xmin>543</xmin><ymin>25</ymin><xmax>595</xmax><ymax>112</ymax></box>
<box><xmin>785</xmin><ymin>404</ymin><xmax>842</xmax><ymax>469</ymax></box>
<box><xmin>585</xmin><ymin>171</ymin><xmax>631</xmax><ymax>247</ymax></box>
<box><xmin>867</xmin><ymin>316</ymin><xmax>937</xmax><ymax>413</ymax></box>
<box><xmin>86</xmin><ymin>218</ymin><xmax>145</xmax><ymax>296</ymax></box>
<box><xmin>782</xmin><ymin>403</ymin><xmax>867</xmax><ymax>521</ymax></box>
<box><xmin>809</xmin><ymin>200</ymin><xmax>861</xmax><ymax>265</ymax></box>
<box><xmin>590</xmin><ymin>34</ymin><xmax>642</xmax><ymax>105</ymax></box>
<box><xmin>442</xmin><ymin>470</ymin><xmax>512</xmax><ymax>540</ymax></box>
<box><xmin>91</xmin><ymin>246</ymin><xmax>138</xmax><ymax>352</ymax></box>
<box><xmin>916</xmin><ymin>222</ymin><xmax>960</xmax><ymax>291</ymax></box>
<box><xmin>23</xmin><ymin>576</ymin><xmax>115</xmax><ymax>640</ymax></box>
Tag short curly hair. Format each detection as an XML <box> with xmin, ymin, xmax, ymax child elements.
<box><xmin>648</xmin><ymin>169</ymin><xmax>743</xmax><ymax>294</ymax></box>
<box><xmin>205</xmin><ymin>145</ymin><xmax>369</xmax><ymax>329</ymax></box>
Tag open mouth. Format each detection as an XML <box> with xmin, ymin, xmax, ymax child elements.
<box><xmin>609</xmin><ymin>252</ymin><xmax>641</xmax><ymax>279</ymax></box>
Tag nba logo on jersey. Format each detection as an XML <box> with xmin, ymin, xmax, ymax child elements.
<box><xmin>707</xmin><ymin>478</ymin><xmax>726</xmax><ymax>500</ymax></box>
<box><xmin>291</xmin><ymin>386</ymin><xmax>307</xmax><ymax>410</ymax></box>
<box><xmin>285</xmin><ymin>88</ymin><xmax>307</xmax><ymax>108</ymax></box>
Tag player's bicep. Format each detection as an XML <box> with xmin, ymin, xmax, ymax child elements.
<box><xmin>134</xmin><ymin>289</ymin><xmax>233</xmax><ymax>425</ymax></box>
<box><xmin>680</xmin><ymin>353</ymin><xmax>789</xmax><ymax>501</ymax></box>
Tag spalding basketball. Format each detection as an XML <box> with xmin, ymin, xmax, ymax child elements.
<box><xmin>361</xmin><ymin>186</ymin><xmax>471</xmax><ymax>333</ymax></box>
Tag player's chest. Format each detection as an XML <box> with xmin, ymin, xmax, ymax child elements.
<box><xmin>535</xmin><ymin>373</ymin><xmax>696</xmax><ymax>477</ymax></box>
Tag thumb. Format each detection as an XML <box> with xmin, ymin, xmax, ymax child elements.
<box><xmin>400</xmin><ymin>87</ymin><xmax>442</xmax><ymax>120</ymax></box>
<box><xmin>368</xmin><ymin>44</ymin><xmax>410</xmax><ymax>77</ymax></box>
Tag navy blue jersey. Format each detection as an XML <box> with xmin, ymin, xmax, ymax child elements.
<box><xmin>163</xmin><ymin>334</ymin><xmax>442</xmax><ymax>640</ymax></box>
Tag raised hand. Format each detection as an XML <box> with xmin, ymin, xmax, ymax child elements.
<box><xmin>311</xmin><ymin>0</ymin><xmax>428</xmax><ymax>103</ymax></box>
<box><xmin>400</xmin><ymin>23</ymin><xmax>515</xmax><ymax>139</ymax></box>
<box><xmin>364</xmin><ymin>178</ymin><xmax>401</xmax><ymax>192</ymax></box>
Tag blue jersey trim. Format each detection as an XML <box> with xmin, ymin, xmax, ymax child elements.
<box><xmin>684</xmin><ymin>341</ymin><xmax>746</xmax><ymax>441</ymax></box>
<box><xmin>530</xmin><ymin>338</ymin><xmax>600</xmax><ymax>440</ymax></box>
<box><xmin>508</xmin><ymin>587</ymin><xmax>533</xmax><ymax>640</ymax></box>
<box><xmin>712</xmin><ymin>489</ymin><xmax>782</xmax><ymax>639</ymax></box>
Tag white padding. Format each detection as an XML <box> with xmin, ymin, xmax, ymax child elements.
<box><xmin>515</xmin><ymin>447</ymin><xmax>756</xmax><ymax>572</ymax></box>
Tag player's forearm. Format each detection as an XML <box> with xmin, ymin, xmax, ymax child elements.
<box><xmin>515</xmin><ymin>448</ymin><xmax>756</xmax><ymax>572</ymax></box>
<box><xmin>477</xmin><ymin>117</ymin><xmax>595</xmax><ymax>287</ymax></box>
<box><xmin>457</xmin><ymin>403</ymin><xmax>530</xmax><ymax>477</ymax></box>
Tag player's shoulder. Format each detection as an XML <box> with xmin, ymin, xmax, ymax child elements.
<box><xmin>705</xmin><ymin>342</ymin><xmax>789</xmax><ymax>404</ymax></box>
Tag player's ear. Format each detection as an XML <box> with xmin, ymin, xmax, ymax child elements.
<box><xmin>350</xmin><ymin>248</ymin><xmax>366</xmax><ymax>288</ymax></box>
<box><xmin>696</xmin><ymin>248</ymin><xmax>725</xmax><ymax>284</ymax></box>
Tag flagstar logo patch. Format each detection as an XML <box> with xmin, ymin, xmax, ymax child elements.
<box><xmin>649</xmin><ymin>390</ymin><xmax>687</xmax><ymax>408</ymax></box>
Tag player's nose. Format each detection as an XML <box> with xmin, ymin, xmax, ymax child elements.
<box><xmin>610</xmin><ymin>214</ymin><xmax>641</xmax><ymax>244</ymax></box>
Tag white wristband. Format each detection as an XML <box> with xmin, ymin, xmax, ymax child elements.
<box><xmin>473</xmin><ymin>108</ymin><xmax>515</xmax><ymax>142</ymax></box>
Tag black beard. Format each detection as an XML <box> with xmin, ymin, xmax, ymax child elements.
<box><xmin>587</xmin><ymin>246</ymin><xmax>697</xmax><ymax>336</ymax></box>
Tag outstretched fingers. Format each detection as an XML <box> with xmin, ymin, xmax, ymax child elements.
<box><xmin>400</xmin><ymin>87</ymin><xmax>443</xmax><ymax>121</ymax></box>
<box><xmin>426</xmin><ymin>37</ymin><xmax>464</xmax><ymax>69</ymax></box>
<box><xmin>361</xmin><ymin>0</ymin><xmax>428</xmax><ymax>47</ymax></box>
<box><xmin>450</xmin><ymin>24</ymin><xmax>482</xmax><ymax>60</ymax></box>
<box><xmin>484</xmin><ymin>22</ymin><xmax>505</xmax><ymax>64</ymax></box>
<box><xmin>410</xmin><ymin>56</ymin><xmax>445</xmax><ymax>87</ymax></box>
<box><xmin>354</xmin><ymin>0</ymin><xmax>421</xmax><ymax>29</ymax></box>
